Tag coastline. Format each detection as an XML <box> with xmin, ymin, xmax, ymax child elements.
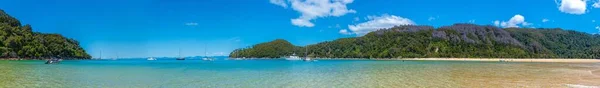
<box><xmin>230</xmin><ymin>57</ymin><xmax>600</xmax><ymax>63</ymax></box>
<box><xmin>385</xmin><ymin>58</ymin><xmax>600</xmax><ymax>63</ymax></box>
<box><xmin>5</xmin><ymin>57</ymin><xmax>599</xmax><ymax>63</ymax></box>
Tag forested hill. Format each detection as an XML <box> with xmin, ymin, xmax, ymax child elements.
<box><xmin>0</xmin><ymin>9</ymin><xmax>91</xmax><ymax>59</ymax></box>
<box><xmin>230</xmin><ymin>24</ymin><xmax>600</xmax><ymax>59</ymax></box>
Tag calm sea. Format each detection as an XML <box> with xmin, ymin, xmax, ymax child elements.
<box><xmin>1</xmin><ymin>58</ymin><xmax>599</xmax><ymax>88</ymax></box>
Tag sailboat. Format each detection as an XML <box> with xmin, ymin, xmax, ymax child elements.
<box><xmin>147</xmin><ymin>57</ymin><xmax>156</xmax><ymax>61</ymax></box>
<box><xmin>201</xmin><ymin>57</ymin><xmax>214</xmax><ymax>61</ymax></box>
<box><xmin>176</xmin><ymin>48</ymin><xmax>185</xmax><ymax>60</ymax></box>
<box><xmin>303</xmin><ymin>47</ymin><xmax>314</xmax><ymax>62</ymax></box>
<box><xmin>202</xmin><ymin>44</ymin><xmax>214</xmax><ymax>61</ymax></box>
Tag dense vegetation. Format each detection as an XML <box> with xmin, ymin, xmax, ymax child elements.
<box><xmin>0</xmin><ymin>9</ymin><xmax>91</xmax><ymax>59</ymax></box>
<box><xmin>230</xmin><ymin>24</ymin><xmax>600</xmax><ymax>59</ymax></box>
<box><xmin>229</xmin><ymin>39</ymin><xmax>302</xmax><ymax>58</ymax></box>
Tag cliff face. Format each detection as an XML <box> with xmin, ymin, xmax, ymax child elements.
<box><xmin>0</xmin><ymin>9</ymin><xmax>91</xmax><ymax>59</ymax></box>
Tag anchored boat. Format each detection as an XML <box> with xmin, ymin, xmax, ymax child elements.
<box><xmin>45</xmin><ymin>58</ymin><xmax>62</xmax><ymax>64</ymax></box>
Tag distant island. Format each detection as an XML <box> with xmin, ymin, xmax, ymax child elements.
<box><xmin>0</xmin><ymin>9</ymin><xmax>90</xmax><ymax>60</ymax></box>
<box><xmin>230</xmin><ymin>24</ymin><xmax>600</xmax><ymax>59</ymax></box>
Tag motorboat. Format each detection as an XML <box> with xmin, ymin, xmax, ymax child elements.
<box><xmin>176</xmin><ymin>57</ymin><xmax>185</xmax><ymax>60</ymax></box>
<box><xmin>45</xmin><ymin>58</ymin><xmax>62</xmax><ymax>64</ymax></box>
<box><xmin>202</xmin><ymin>57</ymin><xmax>214</xmax><ymax>61</ymax></box>
<box><xmin>285</xmin><ymin>53</ymin><xmax>301</xmax><ymax>60</ymax></box>
<box><xmin>147</xmin><ymin>57</ymin><xmax>156</xmax><ymax>61</ymax></box>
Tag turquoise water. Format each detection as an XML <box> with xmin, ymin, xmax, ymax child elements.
<box><xmin>1</xmin><ymin>58</ymin><xmax>600</xmax><ymax>88</ymax></box>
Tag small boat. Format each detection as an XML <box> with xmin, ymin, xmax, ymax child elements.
<box><xmin>176</xmin><ymin>48</ymin><xmax>185</xmax><ymax>60</ymax></box>
<box><xmin>285</xmin><ymin>53</ymin><xmax>301</xmax><ymax>60</ymax></box>
<box><xmin>45</xmin><ymin>58</ymin><xmax>62</xmax><ymax>64</ymax></box>
<box><xmin>201</xmin><ymin>44</ymin><xmax>214</xmax><ymax>61</ymax></box>
<box><xmin>147</xmin><ymin>57</ymin><xmax>156</xmax><ymax>61</ymax></box>
<box><xmin>302</xmin><ymin>48</ymin><xmax>314</xmax><ymax>62</ymax></box>
<box><xmin>202</xmin><ymin>57</ymin><xmax>214</xmax><ymax>61</ymax></box>
<box><xmin>303</xmin><ymin>57</ymin><xmax>314</xmax><ymax>62</ymax></box>
<box><xmin>176</xmin><ymin>57</ymin><xmax>185</xmax><ymax>60</ymax></box>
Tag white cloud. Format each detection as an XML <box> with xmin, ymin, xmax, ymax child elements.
<box><xmin>468</xmin><ymin>20</ymin><xmax>476</xmax><ymax>23</ymax></box>
<box><xmin>596</xmin><ymin>26</ymin><xmax>600</xmax><ymax>34</ymax></box>
<box><xmin>339</xmin><ymin>29</ymin><xmax>352</xmax><ymax>35</ymax></box>
<box><xmin>556</xmin><ymin>0</ymin><xmax>587</xmax><ymax>15</ymax></box>
<box><xmin>185</xmin><ymin>22</ymin><xmax>198</xmax><ymax>26</ymax></box>
<box><xmin>211</xmin><ymin>52</ymin><xmax>226</xmax><ymax>56</ymax></box>
<box><xmin>494</xmin><ymin>14</ymin><xmax>531</xmax><ymax>28</ymax></box>
<box><xmin>428</xmin><ymin>17</ymin><xmax>436</xmax><ymax>21</ymax></box>
<box><xmin>593</xmin><ymin>0</ymin><xmax>600</xmax><ymax>8</ymax></box>
<box><xmin>347</xmin><ymin>15</ymin><xmax>415</xmax><ymax>35</ymax></box>
<box><xmin>228</xmin><ymin>37</ymin><xmax>241</xmax><ymax>42</ymax></box>
<box><xmin>270</xmin><ymin>0</ymin><xmax>356</xmax><ymax>27</ymax></box>
<box><xmin>542</xmin><ymin>18</ymin><xmax>550</xmax><ymax>22</ymax></box>
<box><xmin>493</xmin><ymin>21</ymin><xmax>500</xmax><ymax>26</ymax></box>
<box><xmin>270</xmin><ymin>0</ymin><xmax>288</xmax><ymax>8</ymax></box>
<box><xmin>291</xmin><ymin>19</ymin><xmax>315</xmax><ymax>27</ymax></box>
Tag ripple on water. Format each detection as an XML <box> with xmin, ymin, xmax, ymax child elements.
<box><xmin>1</xmin><ymin>60</ymin><xmax>600</xmax><ymax>87</ymax></box>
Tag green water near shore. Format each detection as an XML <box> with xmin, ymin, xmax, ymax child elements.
<box><xmin>1</xmin><ymin>59</ymin><xmax>599</xmax><ymax>88</ymax></box>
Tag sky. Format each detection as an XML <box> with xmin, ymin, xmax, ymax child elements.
<box><xmin>1</xmin><ymin>0</ymin><xmax>600</xmax><ymax>58</ymax></box>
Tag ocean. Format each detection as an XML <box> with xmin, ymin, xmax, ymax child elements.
<box><xmin>1</xmin><ymin>58</ymin><xmax>599</xmax><ymax>87</ymax></box>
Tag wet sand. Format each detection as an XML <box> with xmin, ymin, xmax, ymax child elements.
<box><xmin>593</xmin><ymin>70</ymin><xmax>600</xmax><ymax>76</ymax></box>
<box><xmin>402</xmin><ymin>58</ymin><xmax>600</xmax><ymax>63</ymax></box>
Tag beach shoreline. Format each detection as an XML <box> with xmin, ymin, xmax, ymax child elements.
<box><xmin>310</xmin><ymin>58</ymin><xmax>600</xmax><ymax>63</ymax></box>
<box><xmin>229</xmin><ymin>57</ymin><xmax>600</xmax><ymax>63</ymax></box>
<box><xmin>394</xmin><ymin>58</ymin><xmax>600</xmax><ymax>63</ymax></box>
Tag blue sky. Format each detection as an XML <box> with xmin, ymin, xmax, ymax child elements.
<box><xmin>1</xmin><ymin>0</ymin><xmax>599</xmax><ymax>58</ymax></box>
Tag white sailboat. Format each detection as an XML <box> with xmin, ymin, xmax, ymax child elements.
<box><xmin>303</xmin><ymin>48</ymin><xmax>314</xmax><ymax>62</ymax></box>
<box><xmin>202</xmin><ymin>57</ymin><xmax>214</xmax><ymax>61</ymax></box>
<box><xmin>147</xmin><ymin>57</ymin><xmax>156</xmax><ymax>61</ymax></box>
<box><xmin>202</xmin><ymin>44</ymin><xmax>214</xmax><ymax>61</ymax></box>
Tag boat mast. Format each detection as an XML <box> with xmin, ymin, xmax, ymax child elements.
<box><xmin>204</xmin><ymin>43</ymin><xmax>207</xmax><ymax>58</ymax></box>
<box><xmin>304</xmin><ymin>47</ymin><xmax>308</xmax><ymax>58</ymax></box>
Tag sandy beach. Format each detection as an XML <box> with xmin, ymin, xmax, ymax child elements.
<box><xmin>401</xmin><ymin>58</ymin><xmax>600</xmax><ymax>63</ymax></box>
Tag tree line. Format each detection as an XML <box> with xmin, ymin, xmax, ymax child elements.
<box><xmin>0</xmin><ymin>9</ymin><xmax>91</xmax><ymax>59</ymax></box>
<box><xmin>230</xmin><ymin>24</ymin><xmax>600</xmax><ymax>59</ymax></box>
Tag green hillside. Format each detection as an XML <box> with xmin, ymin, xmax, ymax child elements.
<box><xmin>0</xmin><ymin>9</ymin><xmax>91</xmax><ymax>59</ymax></box>
<box><xmin>230</xmin><ymin>24</ymin><xmax>600</xmax><ymax>59</ymax></box>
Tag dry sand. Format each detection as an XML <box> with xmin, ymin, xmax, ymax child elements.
<box><xmin>401</xmin><ymin>58</ymin><xmax>600</xmax><ymax>63</ymax></box>
<box><xmin>593</xmin><ymin>70</ymin><xmax>600</xmax><ymax>76</ymax></box>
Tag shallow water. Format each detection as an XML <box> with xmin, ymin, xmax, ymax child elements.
<box><xmin>1</xmin><ymin>59</ymin><xmax>599</xmax><ymax>88</ymax></box>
